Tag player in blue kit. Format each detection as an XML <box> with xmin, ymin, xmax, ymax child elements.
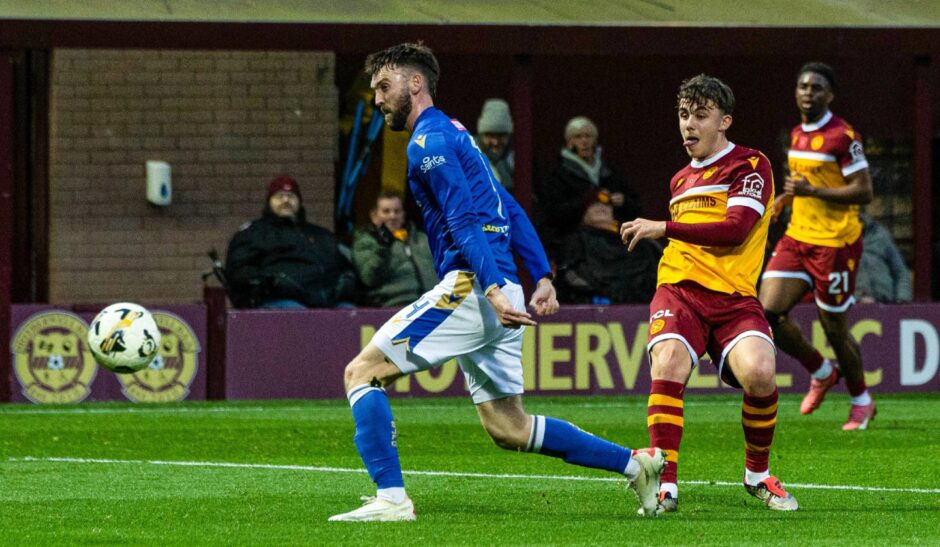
<box><xmin>328</xmin><ymin>42</ymin><xmax>665</xmax><ymax>522</ymax></box>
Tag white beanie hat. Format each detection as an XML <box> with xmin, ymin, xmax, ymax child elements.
<box><xmin>477</xmin><ymin>98</ymin><xmax>513</xmax><ymax>134</ymax></box>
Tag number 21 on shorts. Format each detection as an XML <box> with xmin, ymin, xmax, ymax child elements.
<box><xmin>828</xmin><ymin>270</ymin><xmax>849</xmax><ymax>294</ymax></box>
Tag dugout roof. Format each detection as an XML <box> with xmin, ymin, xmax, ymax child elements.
<box><xmin>2</xmin><ymin>0</ymin><xmax>940</xmax><ymax>27</ymax></box>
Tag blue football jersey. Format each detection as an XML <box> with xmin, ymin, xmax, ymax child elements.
<box><xmin>406</xmin><ymin>107</ymin><xmax>550</xmax><ymax>292</ymax></box>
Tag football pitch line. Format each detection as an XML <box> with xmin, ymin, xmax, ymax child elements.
<box><xmin>8</xmin><ymin>456</ymin><xmax>940</xmax><ymax>495</ymax></box>
<box><xmin>3</xmin><ymin>397</ymin><xmax>937</xmax><ymax>416</ymax></box>
<box><xmin>0</xmin><ymin>400</ymin><xmax>750</xmax><ymax>416</ymax></box>
<box><xmin>0</xmin><ymin>394</ymin><xmax>936</xmax><ymax>416</ymax></box>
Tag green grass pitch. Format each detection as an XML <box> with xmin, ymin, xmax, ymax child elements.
<box><xmin>2</xmin><ymin>393</ymin><xmax>939</xmax><ymax>545</ymax></box>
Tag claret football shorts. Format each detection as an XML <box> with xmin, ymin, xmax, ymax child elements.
<box><xmin>373</xmin><ymin>270</ymin><xmax>525</xmax><ymax>404</ymax></box>
<box><xmin>763</xmin><ymin>234</ymin><xmax>863</xmax><ymax>313</ymax></box>
<box><xmin>646</xmin><ymin>282</ymin><xmax>775</xmax><ymax>388</ymax></box>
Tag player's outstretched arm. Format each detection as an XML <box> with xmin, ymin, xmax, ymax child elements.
<box><xmin>528</xmin><ymin>277</ymin><xmax>560</xmax><ymax>316</ymax></box>
<box><xmin>486</xmin><ymin>286</ymin><xmax>536</xmax><ymax>328</ymax></box>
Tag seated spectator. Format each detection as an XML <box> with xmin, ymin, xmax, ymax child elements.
<box><xmin>474</xmin><ymin>98</ymin><xmax>515</xmax><ymax>191</ymax></box>
<box><xmin>856</xmin><ymin>213</ymin><xmax>912</xmax><ymax>303</ymax></box>
<box><xmin>535</xmin><ymin>116</ymin><xmax>641</xmax><ymax>258</ymax></box>
<box><xmin>225</xmin><ymin>175</ymin><xmax>356</xmax><ymax>309</ymax></box>
<box><xmin>556</xmin><ymin>190</ymin><xmax>661</xmax><ymax>305</ymax></box>
<box><xmin>352</xmin><ymin>192</ymin><xmax>439</xmax><ymax>307</ymax></box>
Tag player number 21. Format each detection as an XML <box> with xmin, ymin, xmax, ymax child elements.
<box><xmin>827</xmin><ymin>271</ymin><xmax>849</xmax><ymax>294</ymax></box>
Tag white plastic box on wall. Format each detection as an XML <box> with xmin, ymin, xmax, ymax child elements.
<box><xmin>146</xmin><ymin>160</ymin><xmax>172</xmax><ymax>206</ymax></box>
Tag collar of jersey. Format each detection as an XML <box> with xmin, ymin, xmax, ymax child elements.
<box><xmin>690</xmin><ymin>141</ymin><xmax>735</xmax><ymax>169</ymax></box>
<box><xmin>801</xmin><ymin>110</ymin><xmax>833</xmax><ymax>132</ymax></box>
<box><xmin>413</xmin><ymin>106</ymin><xmax>440</xmax><ymax>133</ymax></box>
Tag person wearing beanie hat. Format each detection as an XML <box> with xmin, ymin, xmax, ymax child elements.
<box><xmin>474</xmin><ymin>98</ymin><xmax>515</xmax><ymax>190</ymax></box>
<box><xmin>266</xmin><ymin>175</ymin><xmax>303</xmax><ymax>220</ymax></box>
<box><xmin>534</xmin><ymin>115</ymin><xmax>641</xmax><ymax>259</ymax></box>
<box><xmin>477</xmin><ymin>98</ymin><xmax>513</xmax><ymax>134</ymax></box>
<box><xmin>267</xmin><ymin>174</ymin><xmax>302</xmax><ymax>200</ymax></box>
<box><xmin>224</xmin><ymin>175</ymin><xmax>357</xmax><ymax>309</ymax></box>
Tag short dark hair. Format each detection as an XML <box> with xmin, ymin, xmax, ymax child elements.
<box><xmin>365</xmin><ymin>42</ymin><xmax>441</xmax><ymax>100</ymax></box>
<box><xmin>677</xmin><ymin>74</ymin><xmax>735</xmax><ymax>115</ymax></box>
<box><xmin>376</xmin><ymin>190</ymin><xmax>403</xmax><ymax>203</ymax></box>
<box><xmin>798</xmin><ymin>62</ymin><xmax>836</xmax><ymax>91</ymax></box>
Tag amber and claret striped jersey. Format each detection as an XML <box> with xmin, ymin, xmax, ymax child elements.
<box><xmin>786</xmin><ymin>111</ymin><xmax>869</xmax><ymax>247</ymax></box>
<box><xmin>657</xmin><ymin>142</ymin><xmax>774</xmax><ymax>297</ymax></box>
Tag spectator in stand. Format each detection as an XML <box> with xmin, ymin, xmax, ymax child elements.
<box><xmin>535</xmin><ymin>116</ymin><xmax>641</xmax><ymax>258</ymax></box>
<box><xmin>352</xmin><ymin>192</ymin><xmax>439</xmax><ymax>307</ymax></box>
<box><xmin>557</xmin><ymin>190</ymin><xmax>661</xmax><ymax>305</ymax></box>
<box><xmin>225</xmin><ymin>175</ymin><xmax>356</xmax><ymax>309</ymax></box>
<box><xmin>474</xmin><ymin>98</ymin><xmax>515</xmax><ymax>191</ymax></box>
<box><xmin>856</xmin><ymin>213</ymin><xmax>912</xmax><ymax>303</ymax></box>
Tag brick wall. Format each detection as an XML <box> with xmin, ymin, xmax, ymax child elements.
<box><xmin>49</xmin><ymin>49</ymin><xmax>337</xmax><ymax>304</ymax></box>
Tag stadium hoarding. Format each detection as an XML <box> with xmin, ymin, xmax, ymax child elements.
<box><xmin>224</xmin><ymin>303</ymin><xmax>940</xmax><ymax>400</ymax></box>
<box><xmin>7</xmin><ymin>304</ymin><xmax>207</xmax><ymax>403</ymax></box>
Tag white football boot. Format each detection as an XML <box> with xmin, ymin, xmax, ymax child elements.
<box><xmin>744</xmin><ymin>476</ymin><xmax>799</xmax><ymax>511</ymax></box>
<box><xmin>328</xmin><ymin>495</ymin><xmax>416</xmax><ymax>522</ymax></box>
<box><xmin>629</xmin><ymin>448</ymin><xmax>667</xmax><ymax>517</ymax></box>
<box><xmin>637</xmin><ymin>490</ymin><xmax>678</xmax><ymax>516</ymax></box>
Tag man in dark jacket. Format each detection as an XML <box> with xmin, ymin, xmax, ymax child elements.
<box><xmin>536</xmin><ymin>116</ymin><xmax>641</xmax><ymax>259</ymax></box>
<box><xmin>225</xmin><ymin>175</ymin><xmax>356</xmax><ymax>309</ymax></box>
<box><xmin>556</xmin><ymin>190</ymin><xmax>661</xmax><ymax>305</ymax></box>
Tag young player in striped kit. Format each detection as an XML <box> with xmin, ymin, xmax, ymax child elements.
<box><xmin>621</xmin><ymin>74</ymin><xmax>798</xmax><ymax>514</ymax></box>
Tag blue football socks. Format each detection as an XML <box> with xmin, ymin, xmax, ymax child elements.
<box><xmin>347</xmin><ymin>384</ymin><xmax>404</xmax><ymax>489</ymax></box>
<box><xmin>527</xmin><ymin>415</ymin><xmax>633</xmax><ymax>475</ymax></box>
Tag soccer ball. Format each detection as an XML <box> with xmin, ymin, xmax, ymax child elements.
<box><xmin>87</xmin><ymin>303</ymin><xmax>161</xmax><ymax>374</ymax></box>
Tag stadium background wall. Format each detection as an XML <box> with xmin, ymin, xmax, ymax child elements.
<box><xmin>5</xmin><ymin>303</ymin><xmax>939</xmax><ymax>403</ymax></box>
<box><xmin>47</xmin><ymin>49</ymin><xmax>337</xmax><ymax>304</ymax></box>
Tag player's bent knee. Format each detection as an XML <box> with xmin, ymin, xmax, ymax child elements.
<box><xmin>650</xmin><ymin>341</ymin><xmax>693</xmax><ymax>382</ymax></box>
<box><xmin>343</xmin><ymin>348</ymin><xmax>393</xmax><ymax>390</ymax></box>
<box><xmin>342</xmin><ymin>360</ymin><xmax>370</xmax><ymax>390</ymax></box>
<box><xmin>737</xmin><ymin>358</ymin><xmax>776</xmax><ymax>394</ymax></box>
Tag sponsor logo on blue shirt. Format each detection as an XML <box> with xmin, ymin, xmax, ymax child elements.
<box><xmin>420</xmin><ymin>155</ymin><xmax>447</xmax><ymax>173</ymax></box>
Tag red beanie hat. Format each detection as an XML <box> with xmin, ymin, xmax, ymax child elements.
<box><xmin>266</xmin><ymin>175</ymin><xmax>301</xmax><ymax>201</ymax></box>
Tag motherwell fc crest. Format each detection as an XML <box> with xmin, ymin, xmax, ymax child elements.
<box><xmin>11</xmin><ymin>311</ymin><xmax>97</xmax><ymax>404</ymax></box>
